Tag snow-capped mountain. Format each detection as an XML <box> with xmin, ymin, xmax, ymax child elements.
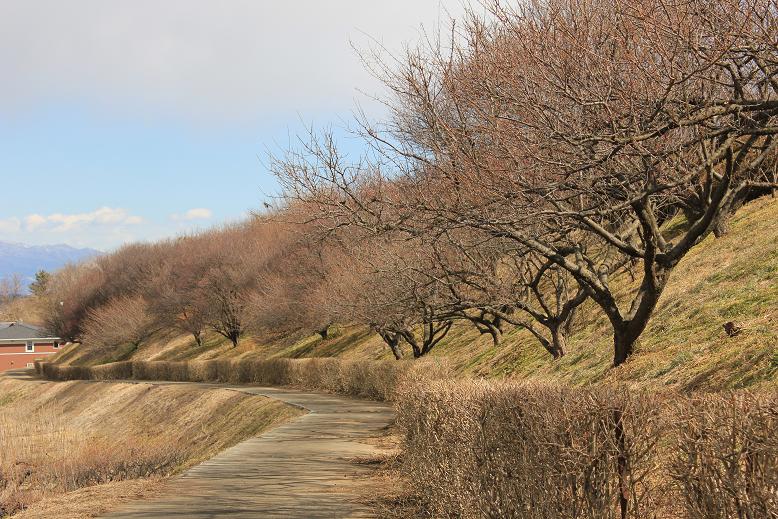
<box><xmin>0</xmin><ymin>241</ymin><xmax>99</xmax><ymax>285</ymax></box>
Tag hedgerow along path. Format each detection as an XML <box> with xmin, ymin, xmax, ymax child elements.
<box><xmin>6</xmin><ymin>370</ymin><xmax>394</xmax><ymax>519</ymax></box>
<box><xmin>101</xmin><ymin>382</ymin><xmax>393</xmax><ymax>519</ymax></box>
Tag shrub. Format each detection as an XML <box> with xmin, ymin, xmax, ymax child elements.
<box><xmin>670</xmin><ymin>392</ymin><xmax>778</xmax><ymax>518</ymax></box>
<box><xmin>90</xmin><ymin>361</ymin><xmax>133</xmax><ymax>380</ymax></box>
<box><xmin>395</xmin><ymin>381</ymin><xmax>776</xmax><ymax>519</ymax></box>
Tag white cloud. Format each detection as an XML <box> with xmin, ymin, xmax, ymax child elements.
<box><xmin>23</xmin><ymin>207</ymin><xmax>142</xmax><ymax>232</ymax></box>
<box><xmin>0</xmin><ymin>217</ymin><xmax>21</xmax><ymax>233</ymax></box>
<box><xmin>0</xmin><ymin>207</ymin><xmax>201</xmax><ymax>251</ymax></box>
<box><xmin>171</xmin><ymin>208</ymin><xmax>213</xmax><ymax>221</ymax></box>
<box><xmin>24</xmin><ymin>214</ymin><xmax>47</xmax><ymax>230</ymax></box>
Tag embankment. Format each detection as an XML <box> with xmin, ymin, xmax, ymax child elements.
<box><xmin>0</xmin><ymin>372</ymin><xmax>302</xmax><ymax>518</ymax></box>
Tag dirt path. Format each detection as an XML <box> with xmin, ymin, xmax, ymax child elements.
<box><xmin>4</xmin><ymin>372</ymin><xmax>394</xmax><ymax>519</ymax></box>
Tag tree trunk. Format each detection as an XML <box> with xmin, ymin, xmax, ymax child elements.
<box><xmin>419</xmin><ymin>320</ymin><xmax>453</xmax><ymax>357</ymax></box>
<box><xmin>193</xmin><ymin>331</ymin><xmax>203</xmax><ymax>348</ymax></box>
<box><xmin>613</xmin><ymin>313</ymin><xmax>656</xmax><ymax>367</ymax></box>
<box><xmin>377</xmin><ymin>330</ymin><xmax>404</xmax><ymax>360</ymax></box>
<box><xmin>609</xmin><ymin>263</ymin><xmax>669</xmax><ymax>367</ymax></box>
<box><xmin>229</xmin><ymin>333</ymin><xmax>239</xmax><ymax>348</ymax></box>
<box><xmin>471</xmin><ymin>318</ymin><xmax>501</xmax><ymax>346</ymax></box>
<box><xmin>549</xmin><ymin>324</ymin><xmax>568</xmax><ymax>359</ymax></box>
<box><xmin>613</xmin><ymin>408</ymin><xmax>630</xmax><ymax>519</ymax></box>
<box><xmin>713</xmin><ymin>215</ymin><xmax>730</xmax><ymax>238</ymax></box>
<box><xmin>316</xmin><ymin>324</ymin><xmax>330</xmax><ymax>340</ymax></box>
<box><xmin>487</xmin><ymin>327</ymin><xmax>501</xmax><ymax>346</ymax></box>
<box><xmin>613</xmin><ymin>328</ymin><xmax>634</xmax><ymax>368</ymax></box>
<box><xmin>387</xmin><ymin>336</ymin><xmax>403</xmax><ymax>360</ymax></box>
<box><xmin>535</xmin><ymin>335</ymin><xmax>563</xmax><ymax>360</ymax></box>
<box><xmin>406</xmin><ymin>336</ymin><xmax>423</xmax><ymax>359</ymax></box>
<box><xmin>523</xmin><ymin>323</ymin><xmax>563</xmax><ymax>360</ymax></box>
<box><xmin>494</xmin><ymin>314</ymin><xmax>506</xmax><ymax>333</ymax></box>
<box><xmin>563</xmin><ymin>306</ymin><xmax>578</xmax><ymax>336</ymax></box>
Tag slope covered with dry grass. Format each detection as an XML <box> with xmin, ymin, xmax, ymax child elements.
<box><xmin>54</xmin><ymin>197</ymin><xmax>778</xmax><ymax>391</ymax></box>
<box><xmin>0</xmin><ymin>374</ymin><xmax>302</xmax><ymax>517</ymax></box>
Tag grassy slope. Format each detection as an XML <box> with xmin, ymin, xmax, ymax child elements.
<box><xmin>0</xmin><ymin>375</ymin><xmax>303</xmax><ymax>517</ymax></box>
<box><xmin>57</xmin><ymin>197</ymin><xmax>778</xmax><ymax>391</ymax></box>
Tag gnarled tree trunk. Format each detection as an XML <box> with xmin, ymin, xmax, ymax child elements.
<box><xmin>375</xmin><ymin>328</ymin><xmax>404</xmax><ymax>360</ymax></box>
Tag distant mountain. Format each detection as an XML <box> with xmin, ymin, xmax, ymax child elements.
<box><xmin>0</xmin><ymin>241</ymin><xmax>99</xmax><ymax>286</ymax></box>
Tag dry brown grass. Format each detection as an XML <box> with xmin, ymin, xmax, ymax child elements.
<box><xmin>32</xmin><ymin>361</ymin><xmax>778</xmax><ymax>519</ymax></box>
<box><xmin>0</xmin><ymin>376</ymin><xmax>302</xmax><ymax>517</ymax></box>
<box><xmin>353</xmin><ymin>454</ymin><xmax>428</xmax><ymax>519</ymax></box>
<box><xmin>349</xmin><ymin>430</ymin><xmax>430</xmax><ymax>519</ymax></box>
<box><xmin>39</xmin><ymin>358</ymin><xmax>772</xmax><ymax>518</ymax></box>
<box><xmin>11</xmin><ymin>478</ymin><xmax>167</xmax><ymax>519</ymax></box>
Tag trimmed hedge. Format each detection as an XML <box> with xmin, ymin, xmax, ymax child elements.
<box><xmin>35</xmin><ymin>357</ymin><xmax>448</xmax><ymax>402</ymax></box>
<box><xmin>397</xmin><ymin>380</ymin><xmax>778</xmax><ymax>518</ymax></box>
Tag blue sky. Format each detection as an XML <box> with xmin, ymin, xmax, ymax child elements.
<box><xmin>0</xmin><ymin>1</ymin><xmax>466</xmax><ymax>250</ymax></box>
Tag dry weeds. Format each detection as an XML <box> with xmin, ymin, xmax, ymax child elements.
<box><xmin>11</xmin><ymin>478</ymin><xmax>167</xmax><ymax>519</ymax></box>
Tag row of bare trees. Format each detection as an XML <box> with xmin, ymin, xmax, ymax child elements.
<box><xmin>275</xmin><ymin>0</ymin><xmax>778</xmax><ymax>367</ymax></box>
<box><xmin>41</xmin><ymin>219</ymin><xmax>335</xmax><ymax>356</ymax></box>
<box><xmin>39</xmin><ymin>0</ymin><xmax>777</xmax><ymax>368</ymax></box>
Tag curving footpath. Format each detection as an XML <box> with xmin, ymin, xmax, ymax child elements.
<box><xmin>103</xmin><ymin>383</ymin><xmax>394</xmax><ymax>519</ymax></box>
<box><xmin>4</xmin><ymin>371</ymin><xmax>394</xmax><ymax>519</ymax></box>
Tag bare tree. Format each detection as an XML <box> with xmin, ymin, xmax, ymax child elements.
<box><xmin>0</xmin><ymin>274</ymin><xmax>23</xmax><ymax>303</ymax></box>
<box><xmin>314</xmin><ymin>236</ymin><xmax>455</xmax><ymax>360</ymax></box>
<box><xmin>43</xmin><ymin>262</ymin><xmax>106</xmax><ymax>342</ymax></box>
<box><xmin>81</xmin><ymin>296</ymin><xmax>156</xmax><ymax>354</ymax></box>
<box><xmin>274</xmin><ymin>131</ymin><xmax>593</xmax><ymax>360</ymax></box>
<box><xmin>429</xmin><ymin>0</ymin><xmax>778</xmax><ymax>367</ymax></box>
<box><xmin>145</xmin><ymin>238</ymin><xmax>210</xmax><ymax>347</ymax></box>
<box><xmin>198</xmin><ymin>221</ymin><xmax>290</xmax><ymax>348</ymax></box>
<box><xmin>245</xmin><ymin>222</ymin><xmax>336</xmax><ymax>340</ymax></box>
<box><xmin>413</xmin><ymin>232</ymin><xmax>590</xmax><ymax>358</ymax></box>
